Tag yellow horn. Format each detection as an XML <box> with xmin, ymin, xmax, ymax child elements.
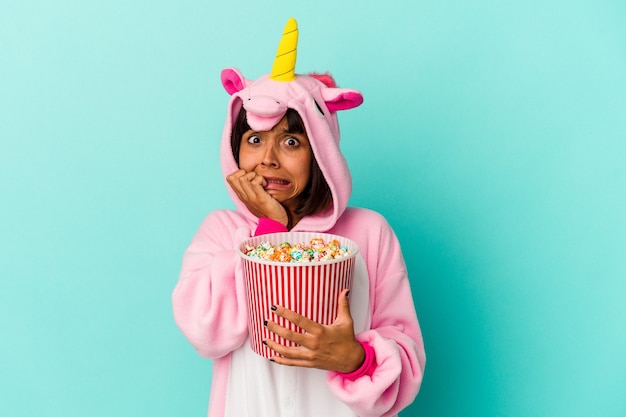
<box><xmin>270</xmin><ymin>18</ymin><xmax>298</xmax><ymax>82</ymax></box>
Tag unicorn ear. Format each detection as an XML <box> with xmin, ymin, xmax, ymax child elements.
<box><xmin>321</xmin><ymin>88</ymin><xmax>364</xmax><ymax>112</ymax></box>
<box><xmin>221</xmin><ymin>68</ymin><xmax>248</xmax><ymax>95</ymax></box>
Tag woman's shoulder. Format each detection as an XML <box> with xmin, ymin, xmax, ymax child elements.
<box><xmin>197</xmin><ymin>209</ymin><xmax>252</xmax><ymax>234</ymax></box>
<box><xmin>333</xmin><ymin>207</ymin><xmax>395</xmax><ymax>238</ymax></box>
<box><xmin>203</xmin><ymin>208</ymin><xmax>244</xmax><ymax>222</ymax></box>
<box><xmin>341</xmin><ymin>207</ymin><xmax>390</xmax><ymax>226</ymax></box>
<box><xmin>332</xmin><ymin>207</ymin><xmax>401</xmax><ymax>261</ymax></box>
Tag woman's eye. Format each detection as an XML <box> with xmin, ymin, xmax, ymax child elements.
<box><xmin>247</xmin><ymin>135</ymin><xmax>261</xmax><ymax>144</ymax></box>
<box><xmin>284</xmin><ymin>137</ymin><xmax>300</xmax><ymax>147</ymax></box>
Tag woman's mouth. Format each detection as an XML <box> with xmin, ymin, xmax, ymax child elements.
<box><xmin>264</xmin><ymin>177</ymin><xmax>291</xmax><ymax>189</ymax></box>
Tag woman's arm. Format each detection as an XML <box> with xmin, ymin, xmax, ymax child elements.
<box><xmin>327</xmin><ymin>209</ymin><xmax>426</xmax><ymax>417</ymax></box>
<box><xmin>172</xmin><ymin>211</ymin><xmax>252</xmax><ymax>358</ymax></box>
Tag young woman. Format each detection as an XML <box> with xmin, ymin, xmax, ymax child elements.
<box><xmin>173</xmin><ymin>18</ymin><xmax>425</xmax><ymax>417</ymax></box>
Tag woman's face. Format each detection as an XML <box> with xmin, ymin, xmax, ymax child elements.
<box><xmin>238</xmin><ymin>115</ymin><xmax>312</xmax><ymax>213</ymax></box>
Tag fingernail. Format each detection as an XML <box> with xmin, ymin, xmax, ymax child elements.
<box><xmin>346</xmin><ymin>290</ymin><xmax>350</xmax><ymax>297</ymax></box>
<box><xmin>262</xmin><ymin>340</ymin><xmax>268</xmax><ymax>346</ymax></box>
<box><xmin>271</xmin><ymin>305</ymin><xmax>277</xmax><ymax>311</ymax></box>
<box><xmin>269</xmin><ymin>358</ymin><xmax>275</xmax><ymax>362</ymax></box>
<box><xmin>263</xmin><ymin>320</ymin><xmax>268</xmax><ymax>326</ymax></box>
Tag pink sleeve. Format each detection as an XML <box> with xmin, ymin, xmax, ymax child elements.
<box><xmin>337</xmin><ymin>341</ymin><xmax>376</xmax><ymax>381</ymax></box>
<box><xmin>172</xmin><ymin>212</ymin><xmax>252</xmax><ymax>358</ymax></box>
<box><xmin>255</xmin><ymin>218</ymin><xmax>288</xmax><ymax>236</ymax></box>
<box><xmin>326</xmin><ymin>210</ymin><xmax>425</xmax><ymax>417</ymax></box>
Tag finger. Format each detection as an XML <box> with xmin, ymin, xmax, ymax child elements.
<box><xmin>265</xmin><ymin>318</ymin><xmax>309</xmax><ymax>346</ymax></box>
<box><xmin>271</xmin><ymin>305</ymin><xmax>320</xmax><ymax>335</ymax></box>
<box><xmin>263</xmin><ymin>338</ymin><xmax>308</xmax><ymax>361</ymax></box>
<box><xmin>333</xmin><ymin>289</ymin><xmax>353</xmax><ymax>325</ymax></box>
<box><xmin>227</xmin><ymin>180</ymin><xmax>247</xmax><ymax>201</ymax></box>
<box><xmin>237</xmin><ymin>172</ymin><xmax>267</xmax><ymax>196</ymax></box>
<box><xmin>234</xmin><ymin>172</ymin><xmax>265</xmax><ymax>201</ymax></box>
<box><xmin>263</xmin><ymin>335</ymin><xmax>321</xmax><ymax>368</ymax></box>
<box><xmin>250</xmin><ymin>173</ymin><xmax>267</xmax><ymax>187</ymax></box>
<box><xmin>242</xmin><ymin>171</ymin><xmax>259</xmax><ymax>181</ymax></box>
<box><xmin>226</xmin><ymin>169</ymin><xmax>247</xmax><ymax>183</ymax></box>
<box><xmin>266</xmin><ymin>346</ymin><xmax>316</xmax><ymax>368</ymax></box>
<box><xmin>227</xmin><ymin>170</ymin><xmax>256</xmax><ymax>187</ymax></box>
<box><xmin>226</xmin><ymin>170</ymin><xmax>249</xmax><ymax>197</ymax></box>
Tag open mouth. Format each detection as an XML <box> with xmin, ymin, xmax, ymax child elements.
<box><xmin>264</xmin><ymin>177</ymin><xmax>291</xmax><ymax>188</ymax></box>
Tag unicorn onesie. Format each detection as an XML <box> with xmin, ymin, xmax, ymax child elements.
<box><xmin>172</xmin><ymin>18</ymin><xmax>425</xmax><ymax>417</ymax></box>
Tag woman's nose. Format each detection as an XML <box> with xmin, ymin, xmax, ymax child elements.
<box><xmin>261</xmin><ymin>143</ymin><xmax>279</xmax><ymax>167</ymax></box>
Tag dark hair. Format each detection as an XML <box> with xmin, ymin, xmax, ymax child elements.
<box><xmin>231</xmin><ymin>107</ymin><xmax>333</xmax><ymax>218</ymax></box>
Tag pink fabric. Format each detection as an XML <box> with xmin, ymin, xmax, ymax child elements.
<box><xmin>255</xmin><ymin>217</ymin><xmax>288</xmax><ymax>236</ymax></box>
<box><xmin>323</xmin><ymin>90</ymin><xmax>365</xmax><ymax>112</ymax></box>
<box><xmin>220</xmin><ymin>68</ymin><xmax>247</xmax><ymax>95</ymax></box>
<box><xmin>308</xmin><ymin>72</ymin><xmax>337</xmax><ymax>88</ymax></box>
<box><xmin>337</xmin><ymin>341</ymin><xmax>377</xmax><ymax>381</ymax></box>
<box><xmin>173</xmin><ymin>208</ymin><xmax>426</xmax><ymax>416</ymax></box>
<box><xmin>174</xmin><ymin>35</ymin><xmax>424</xmax><ymax>417</ymax></box>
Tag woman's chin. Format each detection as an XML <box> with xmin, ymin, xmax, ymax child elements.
<box><xmin>266</xmin><ymin>189</ymin><xmax>289</xmax><ymax>200</ymax></box>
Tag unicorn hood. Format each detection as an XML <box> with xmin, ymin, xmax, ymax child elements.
<box><xmin>219</xmin><ymin>18</ymin><xmax>364</xmax><ymax>232</ymax></box>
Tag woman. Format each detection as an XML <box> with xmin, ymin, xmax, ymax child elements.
<box><xmin>173</xmin><ymin>18</ymin><xmax>425</xmax><ymax>416</ymax></box>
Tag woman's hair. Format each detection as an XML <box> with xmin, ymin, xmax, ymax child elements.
<box><xmin>231</xmin><ymin>107</ymin><xmax>333</xmax><ymax>218</ymax></box>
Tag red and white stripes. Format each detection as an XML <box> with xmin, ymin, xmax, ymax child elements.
<box><xmin>239</xmin><ymin>233</ymin><xmax>358</xmax><ymax>359</ymax></box>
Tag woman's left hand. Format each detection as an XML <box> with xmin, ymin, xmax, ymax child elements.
<box><xmin>263</xmin><ymin>289</ymin><xmax>365</xmax><ymax>373</ymax></box>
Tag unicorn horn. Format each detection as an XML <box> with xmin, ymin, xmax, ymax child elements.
<box><xmin>270</xmin><ymin>18</ymin><xmax>298</xmax><ymax>82</ymax></box>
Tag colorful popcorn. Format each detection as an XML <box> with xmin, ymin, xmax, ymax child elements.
<box><xmin>243</xmin><ymin>237</ymin><xmax>352</xmax><ymax>263</ymax></box>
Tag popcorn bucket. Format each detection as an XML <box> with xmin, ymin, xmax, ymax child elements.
<box><xmin>238</xmin><ymin>232</ymin><xmax>359</xmax><ymax>358</ymax></box>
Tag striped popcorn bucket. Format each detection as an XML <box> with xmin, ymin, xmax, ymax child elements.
<box><xmin>238</xmin><ymin>232</ymin><xmax>359</xmax><ymax>358</ymax></box>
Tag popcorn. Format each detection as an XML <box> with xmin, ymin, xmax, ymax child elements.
<box><xmin>243</xmin><ymin>237</ymin><xmax>352</xmax><ymax>262</ymax></box>
<box><xmin>239</xmin><ymin>232</ymin><xmax>359</xmax><ymax>357</ymax></box>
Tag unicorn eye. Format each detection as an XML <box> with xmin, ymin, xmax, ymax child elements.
<box><xmin>313</xmin><ymin>99</ymin><xmax>325</xmax><ymax>117</ymax></box>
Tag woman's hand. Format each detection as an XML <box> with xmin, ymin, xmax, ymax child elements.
<box><xmin>226</xmin><ymin>169</ymin><xmax>289</xmax><ymax>227</ymax></box>
<box><xmin>263</xmin><ymin>289</ymin><xmax>365</xmax><ymax>373</ymax></box>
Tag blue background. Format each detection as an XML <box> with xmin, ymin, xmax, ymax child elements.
<box><xmin>1</xmin><ymin>1</ymin><xmax>625</xmax><ymax>416</ymax></box>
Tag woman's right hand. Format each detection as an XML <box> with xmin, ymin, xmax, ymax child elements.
<box><xmin>226</xmin><ymin>169</ymin><xmax>289</xmax><ymax>227</ymax></box>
